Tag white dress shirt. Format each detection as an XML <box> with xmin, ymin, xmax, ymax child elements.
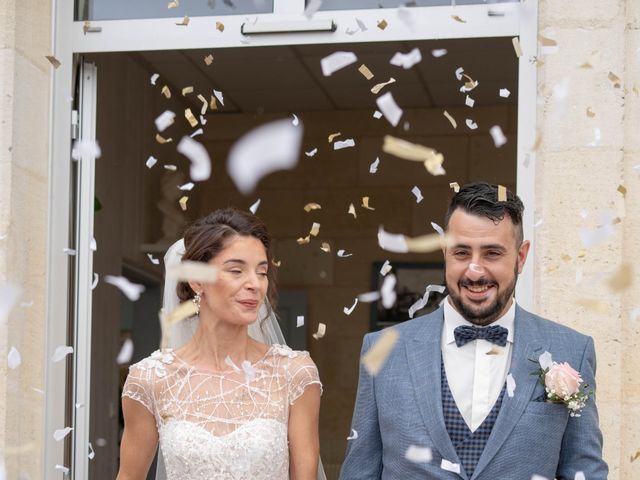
<box><xmin>441</xmin><ymin>297</ymin><xmax>515</xmax><ymax>432</ymax></box>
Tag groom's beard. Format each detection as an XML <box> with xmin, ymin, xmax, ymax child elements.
<box><xmin>445</xmin><ymin>262</ymin><xmax>519</xmax><ymax>326</ymax></box>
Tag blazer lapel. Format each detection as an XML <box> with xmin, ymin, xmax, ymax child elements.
<box><xmin>404</xmin><ymin>309</ymin><xmax>467</xmax><ymax>479</ymax></box>
<box><xmin>472</xmin><ymin>306</ymin><xmax>548</xmax><ymax>478</ymax></box>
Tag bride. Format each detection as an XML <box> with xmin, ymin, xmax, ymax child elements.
<box><xmin>117</xmin><ymin>208</ymin><xmax>324</xmax><ymax>480</ymax></box>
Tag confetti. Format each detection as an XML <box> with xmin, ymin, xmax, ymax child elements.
<box><xmin>304</xmin><ymin>203</ymin><xmax>322</xmax><ymax>212</ymax></box>
<box><xmin>291</xmin><ymin>114</ymin><xmax>299</xmax><ymax>126</ymax></box>
<box><xmin>390</xmin><ymin>48</ymin><xmax>422</xmax><ymax>69</ymax></box>
<box><xmin>411</xmin><ymin>186</ymin><xmax>424</xmax><ymax>203</ymax></box>
<box><xmin>465</xmin><ymin>119</ymin><xmax>478</xmax><ymax>130</ymax></box>
<box><xmin>465</xmin><ymin>95</ymin><xmax>475</xmax><ymax>108</ymax></box>
<box><xmin>378</xmin><ymin>227</ymin><xmax>408</xmax><ymax>253</ymax></box>
<box><xmin>167</xmin><ymin>261</ymin><xmax>217</xmax><ymax>283</ymax></box>
<box><xmin>608</xmin><ymin>71</ymin><xmax>621</xmax><ymax>88</ymax></box>
<box><xmin>431</xmin><ymin>49</ymin><xmax>447</xmax><ymax>58</ymax></box>
<box><xmin>213</xmin><ymin>89</ymin><xmax>225</xmax><ymax>106</ymax></box>
<box><xmin>356</xmin><ymin>18</ymin><xmax>367</xmax><ymax>31</ymax></box>
<box><xmin>303</xmin><ymin>0</ymin><xmax>322</xmax><ymax>18</ymax></box>
<box><xmin>164</xmin><ymin>165</ymin><xmax>177</xmax><ymax>171</ymax></box>
<box><xmin>184</xmin><ymin>108</ymin><xmax>198</xmax><ymax>127</ymax></box>
<box><xmin>204</xmin><ymin>54</ymin><xmax>214</xmax><ymax>65</ymax></box>
<box><xmin>88</xmin><ymin>442</ymin><xmax>95</xmax><ymax>459</ymax></box>
<box><xmin>380</xmin><ymin>260</ymin><xmax>392</xmax><ymax>276</ymax></box>
<box><xmin>443</xmin><ymin>110</ymin><xmax>457</xmax><ymax>128</ymax></box>
<box><xmin>155</xmin><ymin>134</ymin><xmax>172</xmax><ymax>144</ymax></box>
<box><xmin>587</xmin><ymin>127</ymin><xmax>601</xmax><ymax>147</ymax></box>
<box><xmin>45</xmin><ymin>55</ymin><xmax>61</xmax><ymax>68</ymax></box>
<box><xmin>116</xmin><ymin>338</ymin><xmax>134</xmax><ymax>364</ymax></box>
<box><xmin>320</xmin><ymin>243</ymin><xmax>331</xmax><ymax>253</ymax></box>
<box><xmin>150</xmin><ymin>73</ymin><xmax>160</xmax><ymax>85</ymax></box>
<box><xmin>358</xmin><ymin>291</ymin><xmax>381</xmax><ymax>303</ymax></box>
<box><xmin>337</xmin><ymin>249</ymin><xmax>353</xmax><ymax>258</ymax></box>
<box><xmin>343</xmin><ymin>298</ymin><xmax>358</xmax><ymax>315</ymax></box>
<box><xmin>312</xmin><ymin>323</ymin><xmax>326</xmax><ymax>340</ymax></box>
<box><xmin>310</xmin><ymin>222</ymin><xmax>321</xmax><ymax>237</ymax></box>
<box><xmin>347</xmin><ymin>429</ymin><xmax>358</xmax><ymax>440</ymax></box>
<box><xmin>449</xmin><ymin>182</ymin><xmax>460</xmax><ymax>193</ymax></box>
<box><xmin>362</xmin><ymin>328</ymin><xmax>399</xmax><ymax>375</ymax></box>
<box><xmin>63</xmin><ymin>247</ymin><xmax>76</xmax><ymax>255</ymax></box>
<box><xmin>296</xmin><ymin>315</ymin><xmax>305</xmax><ymax>327</ymax></box>
<box><xmin>147</xmin><ymin>253</ymin><xmax>160</xmax><ymax>265</ymax></box>
<box><xmin>305</xmin><ymin>148</ymin><xmax>318</xmax><ymax>157</ymax></box>
<box><xmin>179</xmin><ymin>182</ymin><xmax>195</xmax><ymax>191</ymax></box>
<box><xmin>182</xmin><ymin>86</ymin><xmax>194</xmax><ymax>96</ymax></box>
<box><xmin>369</xmin><ymin>157</ymin><xmax>380</xmax><ymax>173</ymax></box>
<box><xmin>358</xmin><ymin>64</ymin><xmax>374</xmax><ymax>80</ymax></box>
<box><xmin>177</xmin><ymin>136</ymin><xmax>211</xmax><ymax>181</ymax></box>
<box><xmin>586</xmin><ymin>107</ymin><xmax>596</xmax><ymax>118</ymax></box>
<box><xmin>210</xmin><ymin>95</ymin><xmax>218</xmax><ymax>111</ymax></box>
<box><xmin>160</xmin><ymin>86</ymin><xmax>171</xmax><ymax>99</ymax></box>
<box><xmin>241</xmin><ymin>360</ymin><xmax>255</xmax><ymax>383</ymax></box>
<box><xmin>179</xmin><ymin>196</ymin><xmax>188</xmax><ymax>211</ymax></box>
<box><xmin>631</xmin><ymin>449</ymin><xmax>640</xmax><ymax>462</ymax></box>
<box><xmin>376</xmin><ymin>92</ymin><xmax>403</xmax><ymax>127</ymax></box>
<box><xmin>52</xmin><ymin>345</ymin><xmax>73</xmax><ymax>363</ymax></box>
<box><xmin>576</xmin><ymin>298</ymin><xmax>609</xmax><ymax>314</ymax></box>
<box><xmin>91</xmin><ymin>273</ymin><xmax>99</xmax><ymax>290</ymax></box>
<box><xmin>499</xmin><ymin>88</ymin><xmax>511</xmax><ymax>98</ymax></box>
<box><xmin>328</xmin><ymin>132</ymin><xmax>341</xmax><ymax>143</ymax></box>
<box><xmin>373</xmin><ymin>110</ymin><xmax>383</xmax><ymax>119</ymax></box>
<box><xmin>408</xmin><ymin>285</ymin><xmax>446</xmax><ymax>318</ymax></box>
<box><xmin>227</xmin><ymin>119</ymin><xmax>303</xmax><ymax>194</ymax></box>
<box><xmin>168</xmin><ymin>0</ymin><xmax>179</xmax><ymax>7</ymax></box>
<box><xmin>0</xmin><ymin>283</ymin><xmax>22</xmax><ymax>323</ymax></box>
<box><xmin>377</xmin><ymin>19</ymin><xmax>388</xmax><ymax>30</ymax></box>
<box><xmin>607</xmin><ymin>263</ymin><xmax>633</xmax><ymax>293</ymax></box>
<box><xmin>382</xmin><ymin>135</ymin><xmax>445</xmax><ymax>176</ymax></box>
<box><xmin>216</xmin><ymin>21</ymin><xmax>225</xmax><ymax>32</ymax></box>
<box><xmin>506</xmin><ymin>373</ymin><xmax>516</xmax><ymax>397</ymax></box>
<box><xmin>512</xmin><ymin>37</ymin><xmax>523</xmax><ymax>57</ymax></box>
<box><xmin>348</xmin><ymin>203</ymin><xmax>357</xmax><ymax>218</ymax></box>
<box><xmin>451</xmin><ymin>15</ymin><xmax>465</xmax><ymax>23</ymax></box>
<box><xmin>380</xmin><ymin>274</ymin><xmax>397</xmax><ymax>309</ymax></box>
<box><xmin>54</xmin><ymin>427</ymin><xmax>73</xmax><ymax>442</ymax></box>
<box><xmin>405</xmin><ymin>445</ymin><xmax>432</xmax><ymax>463</ymax></box>
<box><xmin>497</xmin><ymin>185</ymin><xmax>507</xmax><ymax>202</ymax></box>
<box><xmin>361</xmin><ymin>196</ymin><xmax>375</xmax><ymax>210</ymax></box>
<box><xmin>490</xmin><ymin>125</ymin><xmax>508</xmax><ymax>147</ymax></box>
<box><xmin>249</xmin><ymin>199</ymin><xmax>261</xmax><ymax>214</ymax></box>
<box><xmin>146</xmin><ymin>156</ymin><xmax>158</xmax><ymax>168</ymax></box>
<box><xmin>7</xmin><ymin>346</ymin><xmax>21</xmax><ymax>370</ymax></box>
<box><xmin>190</xmin><ymin>128</ymin><xmax>204</xmax><ymax>138</ymax></box>
<box><xmin>440</xmin><ymin>459</ymin><xmax>461</xmax><ymax>473</ymax></box>
<box><xmin>575</xmin><ymin>472</ymin><xmax>586</xmax><ymax>480</ymax></box>
<box><xmin>166</xmin><ymin>300</ymin><xmax>198</xmax><ymax>325</ymax></box>
<box><xmin>296</xmin><ymin>236</ymin><xmax>310</xmax><ymax>245</ymax></box>
<box><xmin>71</xmin><ymin>139</ymin><xmax>101</xmax><ymax>161</ymax></box>
<box><xmin>55</xmin><ymin>465</ymin><xmax>70</xmax><ymax>475</ymax></box>
<box><xmin>104</xmin><ymin>275</ymin><xmax>145</xmax><ymax>301</ymax></box>
<box><xmin>334</xmin><ymin>138</ymin><xmax>356</xmax><ymax>150</ymax></box>
<box><xmin>455</xmin><ymin>67</ymin><xmax>464</xmax><ymax>81</ymax></box>
<box><xmin>320</xmin><ymin>51</ymin><xmax>357</xmax><ymax>77</ymax></box>
<box><xmin>371</xmin><ymin>77</ymin><xmax>396</xmax><ymax>94</ymax></box>
<box><xmin>617</xmin><ymin>184</ymin><xmax>627</xmax><ymax>196</ymax></box>
<box><xmin>176</xmin><ymin>16</ymin><xmax>189</xmax><ymax>26</ymax></box>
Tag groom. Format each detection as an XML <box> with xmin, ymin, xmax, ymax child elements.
<box><xmin>340</xmin><ymin>182</ymin><xmax>608</xmax><ymax>479</ymax></box>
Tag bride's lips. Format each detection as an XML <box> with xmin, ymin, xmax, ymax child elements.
<box><xmin>237</xmin><ymin>299</ymin><xmax>259</xmax><ymax>309</ymax></box>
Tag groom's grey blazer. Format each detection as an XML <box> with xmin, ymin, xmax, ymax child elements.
<box><xmin>340</xmin><ymin>305</ymin><xmax>608</xmax><ymax>480</ymax></box>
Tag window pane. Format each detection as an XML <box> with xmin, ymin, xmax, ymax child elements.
<box><xmin>314</xmin><ymin>0</ymin><xmax>518</xmax><ymax>10</ymax></box>
<box><xmin>76</xmin><ymin>0</ymin><xmax>273</xmax><ymax>21</ymax></box>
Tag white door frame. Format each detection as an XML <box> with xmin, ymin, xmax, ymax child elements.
<box><xmin>46</xmin><ymin>1</ymin><xmax>538</xmax><ymax>477</ymax></box>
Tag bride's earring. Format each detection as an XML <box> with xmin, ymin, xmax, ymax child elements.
<box><xmin>193</xmin><ymin>291</ymin><xmax>202</xmax><ymax>315</ymax></box>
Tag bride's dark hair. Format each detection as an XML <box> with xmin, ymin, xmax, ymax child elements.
<box><xmin>176</xmin><ymin>207</ymin><xmax>277</xmax><ymax>317</ymax></box>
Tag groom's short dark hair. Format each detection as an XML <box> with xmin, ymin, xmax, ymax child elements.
<box><xmin>444</xmin><ymin>182</ymin><xmax>525</xmax><ymax>245</ymax></box>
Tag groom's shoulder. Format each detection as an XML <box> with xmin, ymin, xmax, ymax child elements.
<box><xmin>363</xmin><ymin>307</ymin><xmax>442</xmax><ymax>346</ymax></box>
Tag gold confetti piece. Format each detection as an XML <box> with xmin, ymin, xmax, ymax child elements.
<box><xmin>443</xmin><ymin>110</ymin><xmax>457</xmax><ymax>129</ymax></box>
<box><xmin>184</xmin><ymin>108</ymin><xmax>198</xmax><ymax>127</ymax></box>
<box><xmin>210</xmin><ymin>95</ymin><xmax>218</xmax><ymax>111</ymax></box>
<box><xmin>512</xmin><ymin>37</ymin><xmax>523</xmax><ymax>58</ymax></box>
<box><xmin>328</xmin><ymin>132</ymin><xmax>341</xmax><ymax>143</ymax></box>
<box><xmin>167</xmin><ymin>0</ymin><xmax>179</xmax><ymax>8</ymax></box>
<box><xmin>181</xmin><ymin>86</ymin><xmax>194</xmax><ymax>96</ymax></box>
<box><xmin>560</xmin><ymin>254</ymin><xmax>572</xmax><ymax>262</ymax></box>
<box><xmin>613</xmin><ymin>217</ymin><xmax>622</xmax><ymax>225</ymax></box>
<box><xmin>83</xmin><ymin>21</ymin><xmax>91</xmax><ymax>34</ymax></box>
<box><xmin>176</xmin><ymin>16</ymin><xmax>190</xmax><ymax>26</ymax></box>
<box><xmin>179</xmin><ymin>196</ymin><xmax>188</xmax><ymax>211</ymax></box>
<box><xmin>312</xmin><ymin>323</ymin><xmax>326</xmax><ymax>340</ymax></box>
<box><xmin>361</xmin><ymin>196</ymin><xmax>375</xmax><ymax>210</ymax></box>
<box><xmin>371</xmin><ymin>77</ymin><xmax>396</xmax><ymax>95</ymax></box>
<box><xmin>449</xmin><ymin>182</ymin><xmax>460</xmax><ymax>193</ymax></box>
<box><xmin>348</xmin><ymin>203</ymin><xmax>357</xmax><ymax>218</ymax></box>
<box><xmin>405</xmin><ymin>232</ymin><xmax>451</xmax><ymax>253</ymax></box>
<box><xmin>310</xmin><ymin>222</ymin><xmax>321</xmax><ymax>237</ymax></box>
<box><xmin>45</xmin><ymin>55</ymin><xmax>61</xmax><ymax>68</ymax></box>
<box><xmin>538</xmin><ymin>34</ymin><xmax>557</xmax><ymax>47</ymax></box>
<box><xmin>530</xmin><ymin>132</ymin><xmax>542</xmax><ymax>151</ymax></box>
<box><xmin>607</xmin><ymin>263</ymin><xmax>633</xmax><ymax>293</ymax></box>
<box><xmin>485</xmin><ymin>347</ymin><xmax>502</xmax><ymax>356</ymax></box>
<box><xmin>576</xmin><ymin>298</ymin><xmax>609</xmax><ymax>314</ymax></box>
<box><xmin>382</xmin><ymin>135</ymin><xmax>445</xmax><ymax>176</ymax></box>
<box><xmin>155</xmin><ymin>133</ymin><xmax>173</xmax><ymax>144</ymax></box>
<box><xmin>451</xmin><ymin>15</ymin><xmax>466</xmax><ymax>23</ymax></box>
<box><xmin>320</xmin><ymin>242</ymin><xmax>331</xmax><ymax>253</ymax></box>
<box><xmin>362</xmin><ymin>329</ymin><xmax>399</xmax><ymax>376</ymax></box>
<box><xmin>462</xmin><ymin>74</ymin><xmax>479</xmax><ymax>91</ymax></box>
<box><xmin>204</xmin><ymin>54</ymin><xmax>214</xmax><ymax>65</ymax></box>
<box><xmin>166</xmin><ymin>300</ymin><xmax>198</xmax><ymax>325</ymax></box>
<box><xmin>297</xmin><ymin>236</ymin><xmax>311</xmax><ymax>245</ymax></box>
<box><xmin>272</xmin><ymin>259</ymin><xmax>281</xmax><ymax>267</ymax></box>
<box><xmin>161</xmin><ymin>85</ymin><xmax>171</xmax><ymax>99</ymax></box>
<box><xmin>586</xmin><ymin>107</ymin><xmax>596</xmax><ymax>118</ymax></box>
<box><xmin>579</xmin><ymin>61</ymin><xmax>593</xmax><ymax>69</ymax></box>
<box><xmin>618</xmin><ymin>184</ymin><xmax>627</xmax><ymax>196</ymax></box>
<box><xmin>498</xmin><ymin>185</ymin><xmax>507</xmax><ymax>202</ymax></box>
<box><xmin>216</xmin><ymin>21</ymin><xmax>225</xmax><ymax>32</ymax></box>
<box><xmin>608</xmin><ymin>71</ymin><xmax>621</xmax><ymax>88</ymax></box>
<box><xmin>577</xmin><ymin>249</ymin><xmax>587</xmax><ymax>258</ymax></box>
<box><xmin>197</xmin><ymin>94</ymin><xmax>208</xmax><ymax>115</ymax></box>
<box><xmin>304</xmin><ymin>202</ymin><xmax>322</xmax><ymax>212</ymax></box>
<box><xmin>167</xmin><ymin>261</ymin><xmax>217</xmax><ymax>283</ymax></box>
<box><xmin>377</xmin><ymin>19</ymin><xmax>388</xmax><ymax>30</ymax></box>
<box><xmin>358</xmin><ymin>64</ymin><xmax>374</xmax><ymax>80</ymax></box>
<box><xmin>631</xmin><ymin>449</ymin><xmax>640</xmax><ymax>462</ymax></box>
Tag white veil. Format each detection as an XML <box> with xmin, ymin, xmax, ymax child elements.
<box><xmin>156</xmin><ymin>238</ymin><xmax>326</xmax><ymax>480</ymax></box>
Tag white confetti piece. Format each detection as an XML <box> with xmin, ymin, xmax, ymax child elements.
<box><xmin>305</xmin><ymin>148</ymin><xmax>318</xmax><ymax>157</ymax></box>
<box><xmin>362</xmin><ymin>328</ymin><xmax>399</xmax><ymax>376</ymax></box>
<box><xmin>378</xmin><ymin>226</ymin><xmax>409</xmax><ymax>253</ymax></box>
<box><xmin>63</xmin><ymin>247</ymin><xmax>76</xmax><ymax>255</ymax></box>
<box><xmin>213</xmin><ymin>89</ymin><xmax>224</xmax><ymax>107</ymax></box>
<box><xmin>587</xmin><ymin>127</ymin><xmax>601</xmax><ymax>147</ymax></box>
<box><xmin>347</xmin><ymin>429</ymin><xmax>358</xmax><ymax>440</ymax></box>
<box><xmin>376</xmin><ymin>91</ymin><xmax>403</xmax><ymax>127</ymax></box>
<box><xmin>177</xmin><ymin>136</ymin><xmax>212</xmax><ymax>182</ymax></box>
<box><xmin>227</xmin><ymin>119</ymin><xmax>303</xmax><ymax>195</ymax></box>
<box><xmin>534</xmin><ymin>218</ymin><xmax>544</xmax><ymax>228</ymax></box>
<box><xmin>455</xmin><ymin>67</ymin><xmax>464</xmax><ymax>81</ymax></box>
<box><xmin>200</xmin><ymin>115</ymin><xmax>207</xmax><ymax>125</ymax></box>
<box><xmin>506</xmin><ymin>373</ymin><xmax>516</xmax><ymax>397</ymax></box>
<box><xmin>242</xmin><ymin>360</ymin><xmax>256</xmax><ymax>383</ymax></box>
<box><xmin>431</xmin><ymin>222</ymin><xmax>444</xmax><ymax>236</ymax></box>
<box><xmin>337</xmin><ymin>249</ymin><xmax>353</xmax><ymax>258</ymax></box>
<box><xmin>321</xmin><ymin>51</ymin><xmax>358</xmax><ymax>76</ymax></box>
<box><xmin>178</xmin><ymin>182</ymin><xmax>195</xmax><ymax>192</ymax></box>
<box><xmin>55</xmin><ymin>465</ymin><xmax>70</xmax><ymax>474</ymax></box>
<box><xmin>0</xmin><ymin>283</ymin><xmax>22</xmax><ymax>323</ymax></box>
<box><xmin>405</xmin><ymin>445</ymin><xmax>432</xmax><ymax>463</ymax></box>
<box><xmin>380</xmin><ymin>260</ymin><xmax>392</xmax><ymax>276</ymax></box>
<box><xmin>408</xmin><ymin>284</ymin><xmax>446</xmax><ymax>318</ymax></box>
<box><xmin>539</xmin><ymin>351</ymin><xmax>553</xmax><ymax>370</ymax></box>
<box><xmin>154</xmin><ymin>110</ymin><xmax>175</xmax><ymax>132</ymax></box>
<box><xmin>150</xmin><ymin>73</ymin><xmax>159</xmax><ymax>85</ymax></box>
<box><xmin>164</xmin><ymin>165</ymin><xmax>177</xmax><ymax>171</ymax></box>
<box><xmin>499</xmin><ymin>88</ymin><xmax>511</xmax><ymax>98</ymax></box>
<box><xmin>89</xmin><ymin>238</ymin><xmax>97</xmax><ymax>252</ymax></box>
<box><xmin>54</xmin><ymin>427</ymin><xmax>73</xmax><ymax>442</ymax></box>
<box><xmin>431</xmin><ymin>49</ymin><xmax>447</xmax><ymax>58</ymax></box>
<box><xmin>358</xmin><ymin>291</ymin><xmax>381</xmax><ymax>303</ymax></box>
<box><xmin>531</xmin><ymin>476</ymin><xmax>549</xmax><ymax>480</ymax></box>
<box><xmin>380</xmin><ymin>273</ymin><xmax>397</xmax><ymax>309</ymax></box>
<box><xmin>411</xmin><ymin>186</ymin><xmax>423</xmax><ymax>203</ymax></box>
<box><xmin>167</xmin><ymin>261</ymin><xmax>217</xmax><ymax>283</ymax></box>
<box><xmin>88</xmin><ymin>442</ymin><xmax>95</xmax><ymax>460</ymax></box>
<box><xmin>312</xmin><ymin>323</ymin><xmax>326</xmax><ymax>340</ymax></box>
<box><xmin>249</xmin><ymin>199</ymin><xmax>261</xmax><ymax>214</ymax></box>
<box><xmin>465</xmin><ymin>95</ymin><xmax>475</xmax><ymax>108</ymax></box>
<box><xmin>147</xmin><ymin>253</ymin><xmax>160</xmax><ymax>265</ymax></box>
<box><xmin>52</xmin><ymin>345</ymin><xmax>73</xmax><ymax>363</ymax></box>
<box><xmin>7</xmin><ymin>346</ymin><xmax>21</xmax><ymax>370</ymax></box>
<box><xmin>369</xmin><ymin>157</ymin><xmax>380</xmax><ymax>173</ymax></box>
<box><xmin>104</xmin><ymin>275</ymin><xmax>145</xmax><ymax>301</ymax></box>
<box><xmin>116</xmin><ymin>338</ymin><xmax>134</xmax><ymax>364</ymax></box>
<box><xmin>440</xmin><ymin>459</ymin><xmax>461</xmax><ymax>473</ymax></box>
<box><xmin>20</xmin><ymin>300</ymin><xmax>33</xmax><ymax>308</ymax></box>
<box><xmin>303</xmin><ymin>0</ymin><xmax>322</xmax><ymax>19</ymax></box>
<box><xmin>343</xmin><ymin>298</ymin><xmax>358</xmax><ymax>315</ymax></box>
<box><xmin>373</xmin><ymin>110</ymin><xmax>383</xmax><ymax>119</ymax></box>
<box><xmin>296</xmin><ymin>316</ymin><xmax>304</xmax><ymax>328</ymax></box>
<box><xmin>334</xmin><ymin>138</ymin><xmax>355</xmax><ymax>150</ymax></box>
<box><xmin>291</xmin><ymin>113</ymin><xmax>299</xmax><ymax>126</ymax></box>
<box><xmin>91</xmin><ymin>273</ymin><xmax>99</xmax><ymax>290</ymax></box>
<box><xmin>190</xmin><ymin>128</ymin><xmax>204</xmax><ymax>138</ymax></box>
<box><xmin>390</xmin><ymin>48</ymin><xmax>422</xmax><ymax>69</ymax></box>
<box><xmin>490</xmin><ymin>125</ymin><xmax>508</xmax><ymax>147</ymax></box>
<box><xmin>146</xmin><ymin>156</ymin><xmax>159</xmax><ymax>169</ymax></box>
<box><xmin>71</xmin><ymin>139</ymin><xmax>101</xmax><ymax>161</ymax></box>
<box><xmin>224</xmin><ymin>356</ymin><xmax>242</xmax><ymax>373</ymax></box>
<box><xmin>465</xmin><ymin>119</ymin><xmax>478</xmax><ymax>130</ymax></box>
<box><xmin>574</xmin><ymin>471</ymin><xmax>586</xmax><ymax>480</ymax></box>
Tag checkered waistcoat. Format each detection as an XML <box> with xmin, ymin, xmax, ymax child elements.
<box><xmin>441</xmin><ymin>360</ymin><xmax>506</xmax><ymax>478</ymax></box>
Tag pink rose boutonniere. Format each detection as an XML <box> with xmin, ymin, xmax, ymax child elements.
<box><xmin>532</xmin><ymin>351</ymin><xmax>592</xmax><ymax>417</ymax></box>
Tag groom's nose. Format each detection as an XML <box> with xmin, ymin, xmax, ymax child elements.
<box><xmin>465</xmin><ymin>261</ymin><xmax>485</xmax><ymax>280</ymax></box>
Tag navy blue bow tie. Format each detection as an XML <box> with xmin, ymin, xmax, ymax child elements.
<box><xmin>453</xmin><ymin>325</ymin><xmax>508</xmax><ymax>347</ymax></box>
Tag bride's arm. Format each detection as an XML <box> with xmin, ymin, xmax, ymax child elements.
<box><xmin>116</xmin><ymin>397</ymin><xmax>159</xmax><ymax>480</ymax></box>
<box><xmin>288</xmin><ymin>384</ymin><xmax>321</xmax><ymax>480</ymax></box>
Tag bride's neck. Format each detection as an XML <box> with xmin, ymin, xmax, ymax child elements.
<box><xmin>186</xmin><ymin>315</ymin><xmax>254</xmax><ymax>370</ymax></box>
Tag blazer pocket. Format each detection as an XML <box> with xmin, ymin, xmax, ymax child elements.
<box><xmin>524</xmin><ymin>400</ymin><xmax>570</xmax><ymax>417</ymax></box>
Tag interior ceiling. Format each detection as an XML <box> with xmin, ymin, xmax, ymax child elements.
<box><xmin>133</xmin><ymin>37</ymin><xmax>517</xmax><ymax>114</ymax></box>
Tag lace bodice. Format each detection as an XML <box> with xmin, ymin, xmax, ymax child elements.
<box><xmin>122</xmin><ymin>344</ymin><xmax>321</xmax><ymax>480</ymax></box>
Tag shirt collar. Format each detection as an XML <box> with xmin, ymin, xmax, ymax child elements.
<box><xmin>443</xmin><ymin>296</ymin><xmax>516</xmax><ymax>345</ymax></box>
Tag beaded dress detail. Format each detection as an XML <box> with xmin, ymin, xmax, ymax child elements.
<box><xmin>122</xmin><ymin>344</ymin><xmax>321</xmax><ymax>480</ymax></box>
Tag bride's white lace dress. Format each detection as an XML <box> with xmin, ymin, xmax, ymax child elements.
<box><xmin>122</xmin><ymin>344</ymin><xmax>321</xmax><ymax>480</ymax></box>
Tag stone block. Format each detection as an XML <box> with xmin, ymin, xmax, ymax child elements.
<box><xmin>540</xmin><ymin>0</ymin><xmax>623</xmax><ymax>28</ymax></box>
<box><xmin>625</xmin><ymin>30</ymin><xmax>640</xmax><ymax>152</ymax></box>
